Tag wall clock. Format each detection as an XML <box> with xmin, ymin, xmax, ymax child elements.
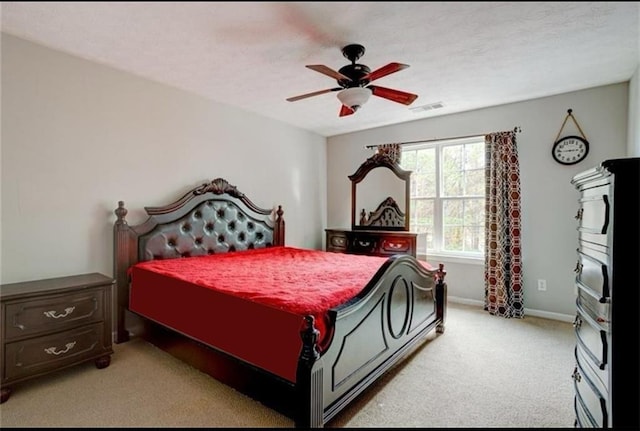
<box><xmin>552</xmin><ymin>135</ymin><xmax>589</xmax><ymax>165</ymax></box>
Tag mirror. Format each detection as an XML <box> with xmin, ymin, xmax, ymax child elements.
<box><xmin>349</xmin><ymin>152</ymin><xmax>411</xmax><ymax>231</ymax></box>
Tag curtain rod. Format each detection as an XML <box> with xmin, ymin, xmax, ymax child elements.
<box><xmin>364</xmin><ymin>126</ymin><xmax>521</xmax><ymax>149</ymax></box>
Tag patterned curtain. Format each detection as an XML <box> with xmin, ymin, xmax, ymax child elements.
<box><xmin>375</xmin><ymin>143</ymin><xmax>401</xmax><ymax>164</ymax></box>
<box><xmin>484</xmin><ymin>131</ymin><xmax>523</xmax><ymax>318</ymax></box>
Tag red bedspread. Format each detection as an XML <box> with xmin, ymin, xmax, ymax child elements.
<box><xmin>128</xmin><ymin>246</ymin><xmax>432</xmax><ymax>382</ymax></box>
<box><xmin>131</xmin><ymin>246</ymin><xmax>397</xmax><ymax>315</ymax></box>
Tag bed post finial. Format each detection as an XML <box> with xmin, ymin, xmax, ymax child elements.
<box><xmin>115</xmin><ymin>201</ymin><xmax>128</xmax><ymax>225</ymax></box>
<box><xmin>436</xmin><ymin>263</ymin><xmax>446</xmax><ymax>283</ymax></box>
<box><xmin>274</xmin><ymin>205</ymin><xmax>285</xmax><ymax>246</ymax></box>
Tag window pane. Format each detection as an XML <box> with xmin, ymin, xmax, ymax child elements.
<box><xmin>443</xmin><ymin>225</ymin><xmax>463</xmax><ymax>251</ymax></box>
<box><xmin>464</xmin><ymin>198</ymin><xmax>484</xmax><ymax>225</ymax></box>
<box><xmin>442</xmin><ymin>145</ymin><xmax>463</xmax><ymax>196</ymax></box>
<box><xmin>444</xmin><ymin>198</ymin><xmax>484</xmax><ymax>253</ymax></box>
<box><xmin>410</xmin><ymin>198</ymin><xmax>434</xmax><ymax>250</ymax></box>
<box><xmin>464</xmin><ymin>225</ymin><xmax>485</xmax><ymax>253</ymax></box>
<box><xmin>465</xmin><ymin>169</ymin><xmax>484</xmax><ymax>195</ymax></box>
<box><xmin>465</xmin><ymin>142</ymin><xmax>485</xmax><ymax>169</ymax></box>
<box><xmin>402</xmin><ymin>150</ymin><xmax>416</xmax><ymax>171</ymax></box>
<box><xmin>404</xmin><ymin>148</ymin><xmax>435</xmax><ymax>198</ymax></box>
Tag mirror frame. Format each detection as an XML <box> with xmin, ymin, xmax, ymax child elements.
<box><xmin>349</xmin><ymin>152</ymin><xmax>412</xmax><ymax>231</ymax></box>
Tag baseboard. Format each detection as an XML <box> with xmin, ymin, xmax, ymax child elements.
<box><xmin>448</xmin><ymin>296</ymin><xmax>575</xmax><ymax>323</ymax></box>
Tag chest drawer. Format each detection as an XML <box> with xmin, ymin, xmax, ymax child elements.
<box><xmin>4</xmin><ymin>323</ymin><xmax>108</xmax><ymax>381</ymax></box>
<box><xmin>573</xmin><ymin>360</ymin><xmax>608</xmax><ymax>428</ymax></box>
<box><xmin>575</xmin><ymin>249</ymin><xmax>610</xmax><ymax>302</ymax></box>
<box><xmin>577</xmin><ymin>185</ymin><xmax>611</xmax><ymax>247</ymax></box>
<box><xmin>575</xmin><ymin>344</ymin><xmax>608</xmax><ymax>398</ymax></box>
<box><xmin>577</xmin><ymin>287</ymin><xmax>609</xmax><ymax>330</ymax></box>
<box><xmin>4</xmin><ymin>287</ymin><xmax>104</xmax><ymax>340</ymax></box>
<box><xmin>574</xmin><ymin>301</ymin><xmax>608</xmax><ymax>370</ymax></box>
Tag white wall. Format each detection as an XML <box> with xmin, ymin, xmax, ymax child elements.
<box><xmin>1</xmin><ymin>34</ymin><xmax>327</xmax><ymax>284</ymax></box>
<box><xmin>327</xmin><ymin>83</ymin><xmax>629</xmax><ymax>318</ymax></box>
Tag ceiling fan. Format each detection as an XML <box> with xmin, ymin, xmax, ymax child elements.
<box><xmin>286</xmin><ymin>43</ymin><xmax>419</xmax><ymax>117</ymax></box>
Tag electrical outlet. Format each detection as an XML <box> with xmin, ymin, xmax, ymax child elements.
<box><xmin>537</xmin><ymin>279</ymin><xmax>547</xmax><ymax>291</ymax></box>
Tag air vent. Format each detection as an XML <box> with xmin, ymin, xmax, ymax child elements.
<box><xmin>410</xmin><ymin>102</ymin><xmax>444</xmax><ymax>113</ymax></box>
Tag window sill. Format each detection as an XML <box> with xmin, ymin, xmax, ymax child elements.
<box><xmin>418</xmin><ymin>253</ymin><xmax>484</xmax><ymax>266</ymax></box>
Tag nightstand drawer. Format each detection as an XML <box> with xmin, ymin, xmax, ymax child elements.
<box><xmin>4</xmin><ymin>287</ymin><xmax>105</xmax><ymax>340</ymax></box>
<box><xmin>4</xmin><ymin>323</ymin><xmax>109</xmax><ymax>381</ymax></box>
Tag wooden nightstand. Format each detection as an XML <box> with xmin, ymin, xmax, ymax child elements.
<box><xmin>0</xmin><ymin>273</ymin><xmax>114</xmax><ymax>403</ymax></box>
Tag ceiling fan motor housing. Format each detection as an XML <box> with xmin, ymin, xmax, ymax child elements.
<box><xmin>338</xmin><ymin>64</ymin><xmax>371</xmax><ymax>88</ymax></box>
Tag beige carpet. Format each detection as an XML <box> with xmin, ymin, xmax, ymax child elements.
<box><xmin>0</xmin><ymin>302</ymin><xmax>576</xmax><ymax>428</ymax></box>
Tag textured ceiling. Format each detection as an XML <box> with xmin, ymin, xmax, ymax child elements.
<box><xmin>1</xmin><ymin>2</ymin><xmax>638</xmax><ymax>137</ymax></box>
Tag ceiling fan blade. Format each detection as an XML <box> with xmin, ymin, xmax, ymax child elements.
<box><xmin>339</xmin><ymin>105</ymin><xmax>355</xmax><ymax>117</ymax></box>
<box><xmin>364</xmin><ymin>63</ymin><xmax>410</xmax><ymax>82</ymax></box>
<box><xmin>286</xmin><ymin>87</ymin><xmax>342</xmax><ymax>102</ymax></box>
<box><xmin>369</xmin><ymin>85</ymin><xmax>418</xmax><ymax>105</ymax></box>
<box><xmin>306</xmin><ymin>65</ymin><xmax>352</xmax><ymax>82</ymax></box>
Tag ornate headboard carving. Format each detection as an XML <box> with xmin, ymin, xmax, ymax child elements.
<box><xmin>359</xmin><ymin>196</ymin><xmax>405</xmax><ymax>228</ymax></box>
<box><xmin>112</xmin><ymin>178</ymin><xmax>285</xmax><ymax>343</ymax></box>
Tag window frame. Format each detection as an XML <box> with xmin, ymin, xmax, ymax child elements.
<box><xmin>401</xmin><ymin>135</ymin><xmax>485</xmax><ymax>264</ymax></box>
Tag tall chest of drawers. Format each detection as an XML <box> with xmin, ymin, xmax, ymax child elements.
<box><xmin>1</xmin><ymin>273</ymin><xmax>114</xmax><ymax>403</ymax></box>
<box><xmin>570</xmin><ymin>157</ymin><xmax>639</xmax><ymax>428</ymax></box>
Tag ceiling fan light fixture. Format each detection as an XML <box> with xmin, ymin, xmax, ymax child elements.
<box><xmin>337</xmin><ymin>87</ymin><xmax>371</xmax><ymax>110</ymax></box>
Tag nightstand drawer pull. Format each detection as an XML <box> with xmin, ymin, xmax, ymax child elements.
<box><xmin>44</xmin><ymin>341</ymin><xmax>76</xmax><ymax>356</ymax></box>
<box><xmin>388</xmin><ymin>242</ymin><xmax>403</xmax><ymax>249</ymax></box>
<box><xmin>357</xmin><ymin>240</ymin><xmax>371</xmax><ymax>247</ymax></box>
<box><xmin>43</xmin><ymin>307</ymin><xmax>76</xmax><ymax>319</ymax></box>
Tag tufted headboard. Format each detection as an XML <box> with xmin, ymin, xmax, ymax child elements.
<box><xmin>359</xmin><ymin>196</ymin><xmax>405</xmax><ymax>228</ymax></box>
<box><xmin>112</xmin><ymin>177</ymin><xmax>284</xmax><ymax>343</ymax></box>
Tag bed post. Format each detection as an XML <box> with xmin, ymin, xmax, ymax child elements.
<box><xmin>113</xmin><ymin>201</ymin><xmax>136</xmax><ymax>343</ymax></box>
<box><xmin>274</xmin><ymin>205</ymin><xmax>285</xmax><ymax>246</ymax></box>
<box><xmin>295</xmin><ymin>315</ymin><xmax>324</xmax><ymax>428</ymax></box>
<box><xmin>435</xmin><ymin>263</ymin><xmax>447</xmax><ymax>333</ymax></box>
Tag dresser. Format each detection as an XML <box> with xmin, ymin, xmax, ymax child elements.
<box><xmin>570</xmin><ymin>157</ymin><xmax>639</xmax><ymax>428</ymax></box>
<box><xmin>325</xmin><ymin>228</ymin><xmax>417</xmax><ymax>258</ymax></box>
<box><xmin>1</xmin><ymin>273</ymin><xmax>114</xmax><ymax>403</ymax></box>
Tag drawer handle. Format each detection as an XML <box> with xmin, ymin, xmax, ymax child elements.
<box><xmin>43</xmin><ymin>306</ymin><xmax>76</xmax><ymax>319</ymax></box>
<box><xmin>44</xmin><ymin>341</ymin><xmax>76</xmax><ymax>356</ymax></box>
<box><xmin>387</xmin><ymin>242</ymin><xmax>404</xmax><ymax>249</ymax></box>
<box><xmin>573</xmin><ymin>315</ymin><xmax>582</xmax><ymax>329</ymax></box>
<box><xmin>357</xmin><ymin>240</ymin><xmax>371</xmax><ymax>247</ymax></box>
<box><xmin>574</xmin><ymin>208</ymin><xmax>583</xmax><ymax>220</ymax></box>
<box><xmin>574</xmin><ymin>261</ymin><xmax>583</xmax><ymax>274</ymax></box>
<box><xmin>571</xmin><ymin>366</ymin><xmax>581</xmax><ymax>382</ymax></box>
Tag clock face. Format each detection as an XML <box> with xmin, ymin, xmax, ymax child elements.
<box><xmin>552</xmin><ymin>135</ymin><xmax>589</xmax><ymax>165</ymax></box>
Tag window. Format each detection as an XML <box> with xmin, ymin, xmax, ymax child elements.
<box><xmin>400</xmin><ymin>136</ymin><xmax>485</xmax><ymax>261</ymax></box>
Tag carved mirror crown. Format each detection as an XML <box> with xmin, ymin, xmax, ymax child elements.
<box><xmin>349</xmin><ymin>152</ymin><xmax>411</xmax><ymax>231</ymax></box>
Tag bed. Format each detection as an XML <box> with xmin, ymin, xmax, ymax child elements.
<box><xmin>112</xmin><ymin>177</ymin><xmax>447</xmax><ymax>428</ymax></box>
